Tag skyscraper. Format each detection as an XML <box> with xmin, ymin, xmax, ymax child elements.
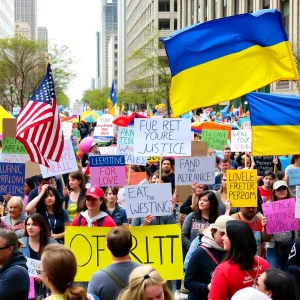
<box><xmin>15</xmin><ymin>0</ymin><xmax>37</xmax><ymax>40</ymax></box>
<box><xmin>117</xmin><ymin>0</ymin><xmax>126</xmax><ymax>90</ymax></box>
<box><xmin>96</xmin><ymin>31</ymin><xmax>100</xmax><ymax>88</ymax></box>
<box><xmin>38</xmin><ymin>26</ymin><xmax>48</xmax><ymax>43</ymax></box>
<box><xmin>0</xmin><ymin>0</ymin><xmax>15</xmax><ymax>38</ymax></box>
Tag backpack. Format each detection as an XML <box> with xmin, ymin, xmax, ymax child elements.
<box><xmin>77</xmin><ymin>215</ymin><xmax>104</xmax><ymax>227</ymax></box>
<box><xmin>102</xmin><ymin>267</ymin><xmax>127</xmax><ymax>289</ymax></box>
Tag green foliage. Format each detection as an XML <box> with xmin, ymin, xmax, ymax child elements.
<box><xmin>56</xmin><ymin>92</ymin><xmax>70</xmax><ymax>108</ymax></box>
<box><xmin>82</xmin><ymin>87</ymin><xmax>110</xmax><ymax>110</ymax></box>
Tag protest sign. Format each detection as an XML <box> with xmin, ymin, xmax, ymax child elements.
<box><xmin>90</xmin><ymin>155</ymin><xmax>126</xmax><ymax>186</ymax></box>
<box><xmin>226</xmin><ymin>170</ymin><xmax>257</xmax><ymax>207</ymax></box>
<box><xmin>296</xmin><ymin>186</ymin><xmax>300</xmax><ymax>218</ymax></box>
<box><xmin>288</xmin><ymin>169</ymin><xmax>300</xmax><ymax>186</ymax></box>
<box><xmin>117</xmin><ymin>127</ymin><xmax>147</xmax><ymax>166</ymax></box>
<box><xmin>72</xmin><ymin>103</ymin><xmax>84</xmax><ymax>116</ymax></box>
<box><xmin>39</xmin><ymin>140</ymin><xmax>78</xmax><ymax>177</ymax></box>
<box><xmin>99</xmin><ymin>146</ymin><xmax>117</xmax><ymax>155</ymax></box>
<box><xmin>134</xmin><ymin>118</ymin><xmax>191</xmax><ymax>156</ymax></box>
<box><xmin>2</xmin><ymin>137</ymin><xmax>27</xmax><ymax>154</ymax></box>
<box><xmin>147</xmin><ymin>156</ymin><xmax>160</xmax><ymax>163</ymax></box>
<box><xmin>254</xmin><ymin>156</ymin><xmax>274</xmax><ymax>176</ymax></box>
<box><xmin>61</xmin><ymin>122</ymin><xmax>72</xmax><ymax>139</ymax></box>
<box><xmin>262</xmin><ymin>198</ymin><xmax>300</xmax><ymax>234</ymax></box>
<box><xmin>65</xmin><ymin>224</ymin><xmax>183</xmax><ymax>281</ymax></box>
<box><xmin>231</xmin><ymin>130</ymin><xmax>252</xmax><ymax>152</ymax></box>
<box><xmin>25</xmin><ymin>161</ymin><xmax>41</xmax><ymax>178</ymax></box>
<box><xmin>238</xmin><ymin>117</ymin><xmax>251</xmax><ymax>129</ymax></box>
<box><xmin>0</xmin><ymin>162</ymin><xmax>25</xmax><ymax>196</ymax></box>
<box><xmin>1</xmin><ymin>153</ymin><xmax>30</xmax><ymax>164</ymax></box>
<box><xmin>117</xmin><ymin>188</ymin><xmax>126</xmax><ymax>208</ymax></box>
<box><xmin>128</xmin><ymin>172</ymin><xmax>147</xmax><ymax>185</ymax></box>
<box><xmin>200</xmin><ymin>122</ymin><xmax>232</xmax><ymax>139</ymax></box>
<box><xmin>26</xmin><ymin>257</ymin><xmax>40</xmax><ymax>277</ymax></box>
<box><xmin>175</xmin><ymin>156</ymin><xmax>215</xmax><ymax>186</ymax></box>
<box><xmin>29</xmin><ymin>277</ymin><xmax>35</xmax><ymax>299</ymax></box>
<box><xmin>94</xmin><ymin>114</ymin><xmax>114</xmax><ymax>137</ymax></box>
<box><xmin>125</xmin><ymin>183</ymin><xmax>172</xmax><ymax>218</ymax></box>
<box><xmin>201</xmin><ymin>130</ymin><xmax>228</xmax><ymax>151</ymax></box>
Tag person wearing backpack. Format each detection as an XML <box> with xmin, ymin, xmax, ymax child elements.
<box><xmin>71</xmin><ymin>187</ymin><xmax>116</xmax><ymax>227</ymax></box>
<box><xmin>88</xmin><ymin>226</ymin><xmax>140</xmax><ymax>300</ymax></box>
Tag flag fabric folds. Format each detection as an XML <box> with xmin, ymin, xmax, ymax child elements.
<box><xmin>16</xmin><ymin>64</ymin><xmax>64</xmax><ymax>167</ymax></box>
<box><xmin>162</xmin><ymin>9</ymin><xmax>299</xmax><ymax>117</ymax></box>
<box><xmin>147</xmin><ymin>104</ymin><xmax>154</xmax><ymax>118</ymax></box>
<box><xmin>247</xmin><ymin>92</ymin><xmax>300</xmax><ymax>156</ymax></box>
<box><xmin>108</xmin><ymin>81</ymin><xmax>117</xmax><ymax>117</ymax></box>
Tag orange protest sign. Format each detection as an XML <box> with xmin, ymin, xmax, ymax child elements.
<box><xmin>127</xmin><ymin>172</ymin><xmax>147</xmax><ymax>185</ymax></box>
<box><xmin>201</xmin><ymin>122</ymin><xmax>232</xmax><ymax>139</ymax></box>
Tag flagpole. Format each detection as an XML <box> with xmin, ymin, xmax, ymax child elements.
<box><xmin>297</xmin><ymin>81</ymin><xmax>300</xmax><ymax>96</ymax></box>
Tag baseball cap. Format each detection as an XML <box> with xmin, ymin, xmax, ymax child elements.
<box><xmin>89</xmin><ymin>142</ymin><xmax>97</xmax><ymax>150</ymax></box>
<box><xmin>232</xmin><ymin>287</ymin><xmax>270</xmax><ymax>300</ymax></box>
<box><xmin>203</xmin><ymin>215</ymin><xmax>234</xmax><ymax>240</ymax></box>
<box><xmin>273</xmin><ymin>180</ymin><xmax>288</xmax><ymax>191</ymax></box>
<box><xmin>86</xmin><ymin>187</ymin><xmax>104</xmax><ymax>199</ymax></box>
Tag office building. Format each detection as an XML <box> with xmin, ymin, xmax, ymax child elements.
<box><xmin>91</xmin><ymin>78</ymin><xmax>96</xmax><ymax>89</ymax></box>
<box><xmin>108</xmin><ymin>34</ymin><xmax>118</xmax><ymax>87</ymax></box>
<box><xmin>38</xmin><ymin>26</ymin><xmax>48</xmax><ymax>43</ymax></box>
<box><xmin>15</xmin><ymin>0</ymin><xmax>37</xmax><ymax>40</ymax></box>
<box><xmin>96</xmin><ymin>32</ymin><xmax>100</xmax><ymax>88</ymax></box>
<box><xmin>15</xmin><ymin>21</ymin><xmax>31</xmax><ymax>38</ymax></box>
<box><xmin>117</xmin><ymin>0</ymin><xmax>126</xmax><ymax>90</ymax></box>
<box><xmin>0</xmin><ymin>0</ymin><xmax>14</xmax><ymax>38</ymax></box>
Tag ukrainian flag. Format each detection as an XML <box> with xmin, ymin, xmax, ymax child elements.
<box><xmin>162</xmin><ymin>9</ymin><xmax>299</xmax><ymax>117</ymax></box>
<box><xmin>147</xmin><ymin>104</ymin><xmax>154</xmax><ymax>118</ymax></box>
<box><xmin>108</xmin><ymin>81</ymin><xmax>117</xmax><ymax>117</ymax></box>
<box><xmin>247</xmin><ymin>92</ymin><xmax>300</xmax><ymax>156</ymax></box>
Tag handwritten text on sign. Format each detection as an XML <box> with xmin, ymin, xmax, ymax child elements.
<box><xmin>0</xmin><ymin>162</ymin><xmax>25</xmax><ymax>196</ymax></box>
<box><xmin>125</xmin><ymin>183</ymin><xmax>173</xmax><ymax>218</ymax></box>
<box><xmin>175</xmin><ymin>156</ymin><xmax>215</xmax><ymax>186</ymax></box>
<box><xmin>40</xmin><ymin>140</ymin><xmax>78</xmax><ymax>177</ymax></box>
<box><xmin>288</xmin><ymin>168</ymin><xmax>300</xmax><ymax>186</ymax></box>
<box><xmin>296</xmin><ymin>186</ymin><xmax>300</xmax><ymax>218</ymax></box>
<box><xmin>95</xmin><ymin>114</ymin><xmax>114</xmax><ymax>137</ymax></box>
<box><xmin>26</xmin><ymin>257</ymin><xmax>40</xmax><ymax>277</ymax></box>
<box><xmin>90</xmin><ymin>155</ymin><xmax>126</xmax><ymax>186</ymax></box>
<box><xmin>262</xmin><ymin>198</ymin><xmax>300</xmax><ymax>234</ymax></box>
<box><xmin>61</xmin><ymin>122</ymin><xmax>72</xmax><ymax>140</ymax></box>
<box><xmin>253</xmin><ymin>156</ymin><xmax>274</xmax><ymax>176</ymax></box>
<box><xmin>226</xmin><ymin>170</ymin><xmax>257</xmax><ymax>207</ymax></box>
<box><xmin>134</xmin><ymin>119</ymin><xmax>191</xmax><ymax>156</ymax></box>
<box><xmin>65</xmin><ymin>225</ymin><xmax>183</xmax><ymax>281</ymax></box>
<box><xmin>2</xmin><ymin>137</ymin><xmax>27</xmax><ymax>154</ymax></box>
<box><xmin>201</xmin><ymin>130</ymin><xmax>228</xmax><ymax>151</ymax></box>
<box><xmin>117</xmin><ymin>127</ymin><xmax>147</xmax><ymax>166</ymax></box>
<box><xmin>230</xmin><ymin>130</ymin><xmax>252</xmax><ymax>152</ymax></box>
<box><xmin>99</xmin><ymin>146</ymin><xmax>117</xmax><ymax>155</ymax></box>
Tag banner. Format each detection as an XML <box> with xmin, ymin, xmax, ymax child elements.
<box><xmin>226</xmin><ymin>169</ymin><xmax>257</xmax><ymax>207</ymax></box>
<box><xmin>2</xmin><ymin>137</ymin><xmax>27</xmax><ymax>154</ymax></box>
<box><xmin>125</xmin><ymin>183</ymin><xmax>173</xmax><ymax>218</ymax></box>
<box><xmin>117</xmin><ymin>127</ymin><xmax>147</xmax><ymax>166</ymax></box>
<box><xmin>134</xmin><ymin>119</ymin><xmax>191</xmax><ymax>156</ymax></box>
<box><xmin>175</xmin><ymin>156</ymin><xmax>215</xmax><ymax>186</ymax></box>
<box><xmin>0</xmin><ymin>162</ymin><xmax>25</xmax><ymax>196</ymax></box>
<box><xmin>94</xmin><ymin>114</ymin><xmax>114</xmax><ymax>137</ymax></box>
<box><xmin>231</xmin><ymin>130</ymin><xmax>252</xmax><ymax>152</ymax></box>
<box><xmin>90</xmin><ymin>155</ymin><xmax>126</xmax><ymax>186</ymax></box>
<box><xmin>262</xmin><ymin>198</ymin><xmax>300</xmax><ymax>234</ymax></box>
<box><xmin>65</xmin><ymin>225</ymin><xmax>183</xmax><ymax>281</ymax></box>
<box><xmin>201</xmin><ymin>130</ymin><xmax>228</xmax><ymax>150</ymax></box>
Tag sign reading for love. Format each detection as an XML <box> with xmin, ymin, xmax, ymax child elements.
<box><xmin>230</xmin><ymin>130</ymin><xmax>252</xmax><ymax>152</ymax></box>
<box><xmin>262</xmin><ymin>198</ymin><xmax>300</xmax><ymax>234</ymax></box>
<box><xmin>90</xmin><ymin>155</ymin><xmax>126</xmax><ymax>186</ymax></box>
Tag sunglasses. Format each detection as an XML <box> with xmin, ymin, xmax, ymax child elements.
<box><xmin>0</xmin><ymin>245</ymin><xmax>11</xmax><ymax>251</ymax></box>
<box><xmin>275</xmin><ymin>186</ymin><xmax>287</xmax><ymax>192</ymax></box>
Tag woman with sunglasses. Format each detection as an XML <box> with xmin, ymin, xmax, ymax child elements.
<box><xmin>285</xmin><ymin>154</ymin><xmax>300</xmax><ymax>196</ymax></box>
<box><xmin>264</xmin><ymin>181</ymin><xmax>295</xmax><ymax>270</ymax></box>
<box><xmin>72</xmin><ymin>187</ymin><xmax>116</xmax><ymax>227</ymax></box>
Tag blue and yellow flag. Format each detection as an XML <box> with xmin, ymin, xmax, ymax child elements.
<box><xmin>247</xmin><ymin>92</ymin><xmax>300</xmax><ymax>156</ymax></box>
<box><xmin>108</xmin><ymin>81</ymin><xmax>117</xmax><ymax>117</ymax></box>
<box><xmin>147</xmin><ymin>103</ymin><xmax>154</xmax><ymax>118</ymax></box>
<box><xmin>162</xmin><ymin>9</ymin><xmax>299</xmax><ymax>117</ymax></box>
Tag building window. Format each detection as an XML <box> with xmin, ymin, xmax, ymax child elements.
<box><xmin>114</xmin><ymin>44</ymin><xmax>117</xmax><ymax>49</ymax></box>
<box><xmin>174</xmin><ymin>19</ymin><xmax>178</xmax><ymax>30</ymax></box>
<box><xmin>223</xmin><ymin>0</ymin><xmax>227</xmax><ymax>17</ymax></box>
<box><xmin>159</xmin><ymin>19</ymin><xmax>170</xmax><ymax>30</ymax></box>
<box><xmin>281</xmin><ymin>0</ymin><xmax>290</xmax><ymax>34</ymax></box>
<box><xmin>115</xmin><ymin>70</ymin><xmax>118</xmax><ymax>77</ymax></box>
<box><xmin>158</xmin><ymin>38</ymin><xmax>165</xmax><ymax>49</ymax></box>
<box><xmin>114</xmin><ymin>61</ymin><xmax>117</xmax><ymax>67</ymax></box>
<box><xmin>248</xmin><ymin>0</ymin><xmax>253</xmax><ymax>13</ymax></box>
<box><xmin>114</xmin><ymin>53</ymin><xmax>117</xmax><ymax>58</ymax></box>
<box><xmin>158</xmin><ymin>0</ymin><xmax>170</xmax><ymax>12</ymax></box>
<box><xmin>276</xmin><ymin>81</ymin><xmax>290</xmax><ymax>90</ymax></box>
<box><xmin>174</xmin><ymin>0</ymin><xmax>177</xmax><ymax>12</ymax></box>
<box><xmin>263</xmin><ymin>0</ymin><xmax>270</xmax><ymax>9</ymax></box>
<box><xmin>234</xmin><ymin>0</ymin><xmax>239</xmax><ymax>14</ymax></box>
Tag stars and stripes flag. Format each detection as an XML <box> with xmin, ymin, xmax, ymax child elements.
<box><xmin>16</xmin><ymin>64</ymin><xmax>64</xmax><ymax>167</ymax></box>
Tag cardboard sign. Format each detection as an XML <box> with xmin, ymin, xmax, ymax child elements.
<box><xmin>65</xmin><ymin>225</ymin><xmax>183</xmax><ymax>281</ymax></box>
<box><xmin>254</xmin><ymin>156</ymin><xmax>274</xmax><ymax>176</ymax></box>
<box><xmin>226</xmin><ymin>169</ymin><xmax>257</xmax><ymax>207</ymax></box>
<box><xmin>125</xmin><ymin>183</ymin><xmax>173</xmax><ymax>218</ymax></box>
<box><xmin>61</xmin><ymin>122</ymin><xmax>72</xmax><ymax>139</ymax></box>
<box><xmin>288</xmin><ymin>168</ymin><xmax>300</xmax><ymax>186</ymax></box>
<box><xmin>296</xmin><ymin>186</ymin><xmax>300</xmax><ymax>218</ymax></box>
<box><xmin>2</xmin><ymin>118</ymin><xmax>17</xmax><ymax>138</ymax></box>
<box><xmin>99</xmin><ymin>146</ymin><xmax>117</xmax><ymax>155</ymax></box>
<box><xmin>2</xmin><ymin>137</ymin><xmax>27</xmax><ymax>154</ymax></box>
<box><xmin>175</xmin><ymin>156</ymin><xmax>215</xmax><ymax>186</ymax></box>
<box><xmin>39</xmin><ymin>140</ymin><xmax>78</xmax><ymax>177</ymax></box>
<box><xmin>25</xmin><ymin>161</ymin><xmax>41</xmax><ymax>178</ymax></box>
<box><xmin>128</xmin><ymin>172</ymin><xmax>147</xmax><ymax>185</ymax></box>
<box><xmin>201</xmin><ymin>129</ymin><xmax>228</xmax><ymax>151</ymax></box>
<box><xmin>26</xmin><ymin>257</ymin><xmax>40</xmax><ymax>277</ymax></box>
<box><xmin>134</xmin><ymin>118</ymin><xmax>191</xmax><ymax>156</ymax></box>
<box><xmin>262</xmin><ymin>198</ymin><xmax>300</xmax><ymax>234</ymax></box>
<box><xmin>117</xmin><ymin>126</ymin><xmax>147</xmax><ymax>166</ymax></box>
<box><xmin>90</xmin><ymin>155</ymin><xmax>126</xmax><ymax>186</ymax></box>
<box><xmin>95</xmin><ymin>114</ymin><xmax>114</xmax><ymax>137</ymax></box>
<box><xmin>0</xmin><ymin>162</ymin><xmax>25</xmax><ymax>196</ymax></box>
<box><xmin>72</xmin><ymin>103</ymin><xmax>84</xmax><ymax>116</ymax></box>
<box><xmin>231</xmin><ymin>130</ymin><xmax>252</xmax><ymax>152</ymax></box>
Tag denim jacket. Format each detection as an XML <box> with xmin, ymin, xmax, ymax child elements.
<box><xmin>19</xmin><ymin>237</ymin><xmax>58</xmax><ymax>258</ymax></box>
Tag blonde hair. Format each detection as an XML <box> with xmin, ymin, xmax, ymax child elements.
<box><xmin>42</xmin><ymin>244</ymin><xmax>88</xmax><ymax>300</ymax></box>
<box><xmin>117</xmin><ymin>266</ymin><xmax>174</xmax><ymax>300</ymax></box>
<box><xmin>7</xmin><ymin>196</ymin><xmax>23</xmax><ymax>212</ymax></box>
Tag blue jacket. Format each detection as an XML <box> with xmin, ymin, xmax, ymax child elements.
<box><xmin>1</xmin><ymin>212</ymin><xmax>26</xmax><ymax>238</ymax></box>
<box><xmin>107</xmin><ymin>206</ymin><xmax>128</xmax><ymax>226</ymax></box>
<box><xmin>19</xmin><ymin>237</ymin><xmax>58</xmax><ymax>258</ymax></box>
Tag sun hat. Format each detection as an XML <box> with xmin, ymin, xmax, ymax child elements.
<box><xmin>203</xmin><ymin>215</ymin><xmax>234</xmax><ymax>239</ymax></box>
<box><xmin>232</xmin><ymin>287</ymin><xmax>270</xmax><ymax>300</ymax></box>
<box><xmin>273</xmin><ymin>180</ymin><xmax>288</xmax><ymax>191</ymax></box>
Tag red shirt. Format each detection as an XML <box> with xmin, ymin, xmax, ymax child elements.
<box><xmin>72</xmin><ymin>214</ymin><xmax>116</xmax><ymax>227</ymax></box>
<box><xmin>208</xmin><ymin>256</ymin><xmax>270</xmax><ymax>300</ymax></box>
<box><xmin>258</xmin><ymin>186</ymin><xmax>272</xmax><ymax>203</ymax></box>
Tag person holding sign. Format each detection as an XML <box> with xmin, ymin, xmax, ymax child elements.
<box><xmin>258</xmin><ymin>171</ymin><xmax>275</xmax><ymax>203</ymax></box>
<box><xmin>285</xmin><ymin>154</ymin><xmax>300</xmax><ymax>196</ymax></box>
<box><xmin>72</xmin><ymin>187</ymin><xmax>116</xmax><ymax>227</ymax></box>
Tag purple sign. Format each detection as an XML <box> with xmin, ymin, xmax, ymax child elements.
<box><xmin>262</xmin><ymin>198</ymin><xmax>300</xmax><ymax>234</ymax></box>
<box><xmin>90</xmin><ymin>166</ymin><xmax>126</xmax><ymax>187</ymax></box>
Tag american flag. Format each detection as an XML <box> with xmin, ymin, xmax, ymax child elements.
<box><xmin>16</xmin><ymin>64</ymin><xmax>64</xmax><ymax>167</ymax></box>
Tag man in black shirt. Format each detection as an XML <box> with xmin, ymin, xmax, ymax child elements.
<box><xmin>161</xmin><ymin>158</ymin><xmax>175</xmax><ymax>192</ymax></box>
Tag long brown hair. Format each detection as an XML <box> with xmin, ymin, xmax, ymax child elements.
<box><xmin>270</xmin><ymin>187</ymin><xmax>293</xmax><ymax>202</ymax></box>
<box><xmin>194</xmin><ymin>191</ymin><xmax>219</xmax><ymax>222</ymax></box>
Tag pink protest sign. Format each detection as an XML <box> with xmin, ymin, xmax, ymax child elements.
<box><xmin>28</xmin><ymin>276</ymin><xmax>35</xmax><ymax>299</ymax></box>
<box><xmin>262</xmin><ymin>198</ymin><xmax>300</xmax><ymax>234</ymax></box>
<box><xmin>90</xmin><ymin>166</ymin><xmax>126</xmax><ymax>186</ymax></box>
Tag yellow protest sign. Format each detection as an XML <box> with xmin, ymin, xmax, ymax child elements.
<box><xmin>226</xmin><ymin>169</ymin><xmax>257</xmax><ymax>207</ymax></box>
<box><xmin>65</xmin><ymin>224</ymin><xmax>183</xmax><ymax>281</ymax></box>
<box><xmin>147</xmin><ymin>156</ymin><xmax>160</xmax><ymax>163</ymax></box>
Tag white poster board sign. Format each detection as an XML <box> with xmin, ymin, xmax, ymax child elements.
<box><xmin>99</xmin><ymin>146</ymin><xmax>117</xmax><ymax>155</ymax></box>
<box><xmin>296</xmin><ymin>186</ymin><xmax>300</xmax><ymax>218</ymax></box>
<box><xmin>175</xmin><ymin>156</ymin><xmax>215</xmax><ymax>186</ymax></box>
<box><xmin>26</xmin><ymin>257</ymin><xmax>40</xmax><ymax>277</ymax></box>
<box><xmin>72</xmin><ymin>103</ymin><xmax>84</xmax><ymax>116</ymax></box>
<box><xmin>230</xmin><ymin>130</ymin><xmax>252</xmax><ymax>152</ymax></box>
<box><xmin>61</xmin><ymin>122</ymin><xmax>72</xmax><ymax>140</ymax></box>
<box><xmin>0</xmin><ymin>153</ymin><xmax>30</xmax><ymax>164</ymax></box>
<box><xmin>125</xmin><ymin>183</ymin><xmax>173</xmax><ymax>218</ymax></box>
<box><xmin>40</xmin><ymin>139</ymin><xmax>78</xmax><ymax>177</ymax></box>
<box><xmin>134</xmin><ymin>118</ymin><xmax>191</xmax><ymax>156</ymax></box>
<box><xmin>117</xmin><ymin>127</ymin><xmax>147</xmax><ymax>166</ymax></box>
<box><xmin>94</xmin><ymin>114</ymin><xmax>115</xmax><ymax>137</ymax></box>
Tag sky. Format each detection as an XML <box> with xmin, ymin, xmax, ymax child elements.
<box><xmin>37</xmin><ymin>0</ymin><xmax>100</xmax><ymax>105</ymax></box>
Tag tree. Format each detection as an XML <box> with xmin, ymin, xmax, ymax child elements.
<box><xmin>56</xmin><ymin>92</ymin><xmax>70</xmax><ymax>108</ymax></box>
<box><xmin>82</xmin><ymin>87</ymin><xmax>110</xmax><ymax>111</ymax></box>
<box><xmin>0</xmin><ymin>37</ymin><xmax>76</xmax><ymax>110</ymax></box>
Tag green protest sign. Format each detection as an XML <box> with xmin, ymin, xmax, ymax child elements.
<box><xmin>2</xmin><ymin>137</ymin><xmax>27</xmax><ymax>154</ymax></box>
<box><xmin>201</xmin><ymin>129</ymin><xmax>228</xmax><ymax>150</ymax></box>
